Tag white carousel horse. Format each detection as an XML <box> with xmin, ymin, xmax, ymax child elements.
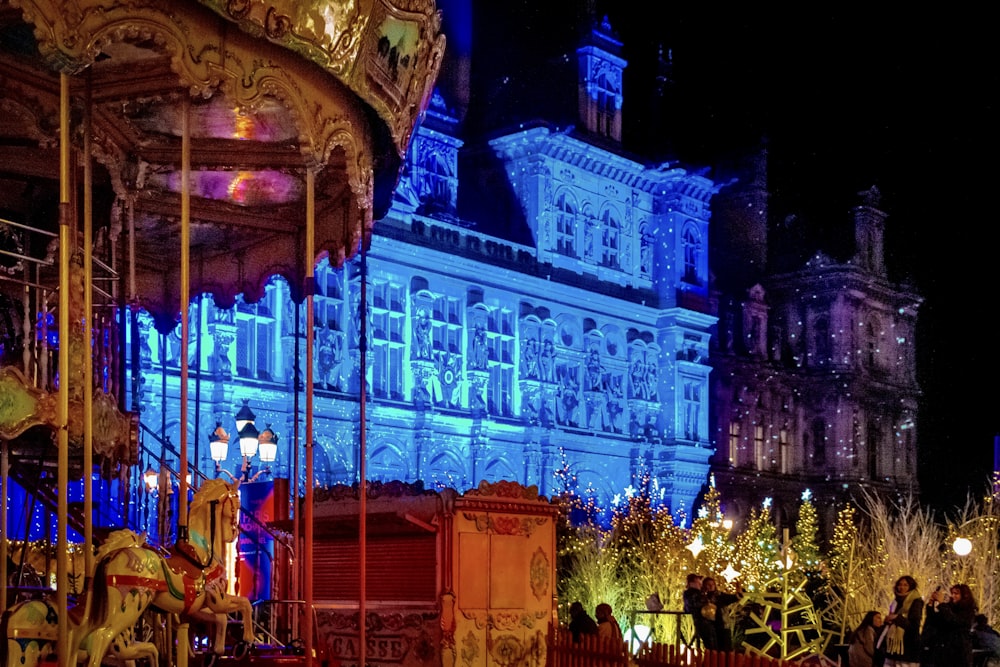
<box><xmin>1</xmin><ymin>478</ymin><xmax>255</xmax><ymax>667</ymax></box>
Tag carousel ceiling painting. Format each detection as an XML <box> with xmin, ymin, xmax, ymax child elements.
<box><xmin>0</xmin><ymin>0</ymin><xmax>446</xmax><ymax>323</ymax></box>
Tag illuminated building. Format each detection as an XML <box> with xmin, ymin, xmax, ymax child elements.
<box><xmin>128</xmin><ymin>9</ymin><xmax>922</xmax><ymax>529</ymax></box>
<box><xmin>1</xmin><ymin>3</ymin><xmax>922</xmax><ymax>536</ymax></box>
<box><xmin>132</xmin><ymin>15</ymin><xmax>716</xmax><ymax>518</ymax></box>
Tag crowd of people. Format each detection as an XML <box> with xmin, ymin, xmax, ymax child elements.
<box><xmin>564</xmin><ymin>572</ymin><xmax>1000</xmax><ymax>667</ymax></box>
<box><xmin>847</xmin><ymin>575</ymin><xmax>1000</xmax><ymax>667</ymax></box>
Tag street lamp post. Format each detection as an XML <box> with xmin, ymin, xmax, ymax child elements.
<box><xmin>210</xmin><ymin>401</ymin><xmax>279</xmax><ymax>483</ymax></box>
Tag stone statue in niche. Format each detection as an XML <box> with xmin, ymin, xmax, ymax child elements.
<box><xmin>603</xmin><ymin>375</ymin><xmax>624</xmax><ymax>433</ymax></box>
<box><xmin>645</xmin><ymin>360</ymin><xmax>659</xmax><ymax>402</ymax></box>
<box><xmin>640</xmin><ymin>235</ymin><xmax>652</xmax><ymax>277</ymax></box>
<box><xmin>317</xmin><ymin>325</ymin><xmax>343</xmax><ymax>390</ymax></box>
<box><xmin>630</xmin><ymin>355</ymin><xmax>647</xmax><ymax>399</ymax></box>
<box><xmin>556</xmin><ymin>366</ymin><xmax>580</xmax><ymax>427</ymax></box>
<box><xmin>539</xmin><ymin>339</ymin><xmax>556</xmax><ymax>382</ymax></box>
<box><xmin>212</xmin><ymin>332</ymin><xmax>233</xmax><ymax>380</ymax></box>
<box><xmin>585</xmin><ymin>346</ymin><xmax>604</xmax><ymax>391</ymax></box>
<box><xmin>412</xmin><ymin>307</ymin><xmax>432</xmax><ymax>359</ymax></box>
<box><xmin>521</xmin><ymin>336</ymin><xmax>540</xmax><ymax>379</ymax></box>
<box><xmin>469</xmin><ymin>323</ymin><xmax>489</xmax><ymax>369</ymax></box>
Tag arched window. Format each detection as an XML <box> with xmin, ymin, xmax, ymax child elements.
<box><xmin>594</xmin><ymin>70</ymin><xmax>619</xmax><ymax>138</ymax></box>
<box><xmin>555</xmin><ymin>190</ymin><xmax>577</xmax><ymax>256</ymax></box>
<box><xmin>369</xmin><ymin>444</ymin><xmax>407</xmax><ymax>482</ymax></box>
<box><xmin>682</xmin><ymin>225</ymin><xmax>701</xmax><ymax>284</ymax></box>
<box><xmin>428</xmin><ymin>450</ymin><xmax>466</xmax><ymax>489</ymax></box>
<box><xmin>600</xmin><ymin>208</ymin><xmax>620</xmax><ymax>269</ymax></box>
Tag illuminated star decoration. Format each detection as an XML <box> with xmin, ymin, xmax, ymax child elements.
<box><xmin>762</xmin><ymin>497</ymin><xmax>773</xmax><ymax>510</ymax></box>
<box><xmin>721</xmin><ymin>563</ymin><xmax>741</xmax><ymax>584</ymax></box>
<box><xmin>624</xmin><ymin>485</ymin><xmax>636</xmax><ymax>498</ymax></box>
<box><xmin>801</xmin><ymin>488</ymin><xmax>812</xmax><ymax>502</ymax></box>
<box><xmin>686</xmin><ymin>536</ymin><xmax>705</xmax><ymax>559</ymax></box>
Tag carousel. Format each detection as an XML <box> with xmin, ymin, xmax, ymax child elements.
<box><xmin>0</xmin><ymin>1</ymin><xmax>444</xmax><ymax>666</ymax></box>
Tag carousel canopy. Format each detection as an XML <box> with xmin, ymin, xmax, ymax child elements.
<box><xmin>0</xmin><ymin>0</ymin><xmax>445</xmax><ymax>327</ymax></box>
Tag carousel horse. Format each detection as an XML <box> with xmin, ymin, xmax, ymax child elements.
<box><xmin>1</xmin><ymin>478</ymin><xmax>255</xmax><ymax>667</ymax></box>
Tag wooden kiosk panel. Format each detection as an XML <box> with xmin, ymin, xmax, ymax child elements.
<box><xmin>294</xmin><ymin>480</ymin><xmax>557</xmax><ymax>667</ymax></box>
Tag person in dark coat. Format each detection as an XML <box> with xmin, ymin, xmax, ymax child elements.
<box><xmin>568</xmin><ymin>600</ymin><xmax>599</xmax><ymax>643</ymax></box>
<box><xmin>882</xmin><ymin>575</ymin><xmax>924</xmax><ymax>667</ymax></box>
<box><xmin>702</xmin><ymin>576</ymin><xmax>742</xmax><ymax>651</ymax></box>
<box><xmin>683</xmin><ymin>573</ymin><xmax>717</xmax><ymax>650</ymax></box>
<box><xmin>972</xmin><ymin>614</ymin><xmax>1000</xmax><ymax>665</ymax></box>
<box><xmin>922</xmin><ymin>583</ymin><xmax>976</xmax><ymax>667</ymax></box>
<box><xmin>848</xmin><ymin>610</ymin><xmax>884</xmax><ymax>667</ymax></box>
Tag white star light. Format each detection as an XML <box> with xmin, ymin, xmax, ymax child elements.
<box><xmin>762</xmin><ymin>497</ymin><xmax>773</xmax><ymax>509</ymax></box>
<box><xmin>802</xmin><ymin>488</ymin><xmax>812</xmax><ymax>502</ymax></box>
<box><xmin>686</xmin><ymin>536</ymin><xmax>705</xmax><ymax>559</ymax></box>
<box><xmin>721</xmin><ymin>563</ymin><xmax>741</xmax><ymax>584</ymax></box>
<box><xmin>624</xmin><ymin>485</ymin><xmax>636</xmax><ymax>498</ymax></box>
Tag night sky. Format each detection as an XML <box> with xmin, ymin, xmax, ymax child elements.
<box><xmin>436</xmin><ymin>2</ymin><xmax>998</xmax><ymax>514</ymax></box>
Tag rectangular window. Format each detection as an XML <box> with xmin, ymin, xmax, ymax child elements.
<box><xmin>489</xmin><ymin>365</ymin><xmax>513</xmax><ymax>417</ymax></box>
<box><xmin>235</xmin><ymin>294</ymin><xmax>275</xmax><ymax>381</ymax></box>
<box><xmin>373</xmin><ymin>282</ymin><xmax>387</xmax><ymax>310</ymax></box>
<box><xmin>372</xmin><ymin>344</ymin><xmax>388</xmax><ymax>398</ymax></box>
<box><xmin>779</xmin><ymin>427</ymin><xmax>790</xmax><ymax>474</ymax></box>
<box><xmin>389</xmin><ymin>345</ymin><xmax>404</xmax><ymax>401</ymax></box>
<box><xmin>728</xmin><ymin>420</ymin><xmax>740</xmax><ymax>466</ymax></box>
<box><xmin>754</xmin><ymin>423</ymin><xmax>765</xmax><ymax>470</ymax></box>
<box><xmin>682</xmin><ymin>380</ymin><xmax>700</xmax><ymax>440</ymax></box>
<box><xmin>255</xmin><ymin>320</ymin><xmax>271</xmax><ymax>380</ymax></box>
<box><xmin>557</xmin><ymin>214</ymin><xmax>575</xmax><ymax>256</ymax></box>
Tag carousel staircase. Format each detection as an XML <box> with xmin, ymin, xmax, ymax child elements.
<box><xmin>4</xmin><ymin>423</ymin><xmax>114</xmax><ymax>542</ymax></box>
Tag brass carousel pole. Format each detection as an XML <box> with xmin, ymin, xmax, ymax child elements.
<box><xmin>178</xmin><ymin>95</ymin><xmax>191</xmax><ymax>537</ymax></box>
<box><xmin>304</xmin><ymin>169</ymin><xmax>316</xmax><ymax>666</ymax></box>
<box><xmin>82</xmin><ymin>75</ymin><xmax>94</xmax><ymax>581</ymax></box>
<box><xmin>176</xmin><ymin>93</ymin><xmax>192</xmax><ymax>667</ymax></box>
<box><xmin>1</xmin><ymin>437</ymin><xmax>7</xmax><ymax>614</ymax></box>
<box><xmin>56</xmin><ymin>70</ymin><xmax>71</xmax><ymax>667</ymax></box>
<box><xmin>359</xmin><ymin>236</ymin><xmax>368</xmax><ymax>667</ymax></box>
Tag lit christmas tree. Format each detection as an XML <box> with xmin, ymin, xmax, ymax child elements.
<box><xmin>733</xmin><ymin>498</ymin><xmax>781</xmax><ymax>591</ymax></box>
<box><xmin>791</xmin><ymin>489</ymin><xmax>823</xmax><ymax>573</ymax></box>
<box><xmin>689</xmin><ymin>475</ymin><xmax>736</xmax><ymax>580</ymax></box>
<box><xmin>820</xmin><ymin>503</ymin><xmax>864</xmax><ymax>642</ymax></box>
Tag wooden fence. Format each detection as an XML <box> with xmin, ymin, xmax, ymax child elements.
<box><xmin>547</xmin><ymin>626</ymin><xmax>803</xmax><ymax>667</ymax></box>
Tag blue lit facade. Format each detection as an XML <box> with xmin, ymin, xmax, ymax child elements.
<box><xmin>129</xmin><ymin>22</ymin><xmax>717</xmax><ymax>520</ymax></box>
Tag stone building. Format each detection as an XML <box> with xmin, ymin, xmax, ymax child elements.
<box><xmin>130</xmin><ymin>10</ymin><xmax>921</xmax><ymax>531</ymax></box>
<box><xmin>135</xmin><ymin>16</ymin><xmax>717</xmax><ymax>519</ymax></box>
<box><xmin>709</xmin><ymin>157</ymin><xmax>922</xmax><ymax>529</ymax></box>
